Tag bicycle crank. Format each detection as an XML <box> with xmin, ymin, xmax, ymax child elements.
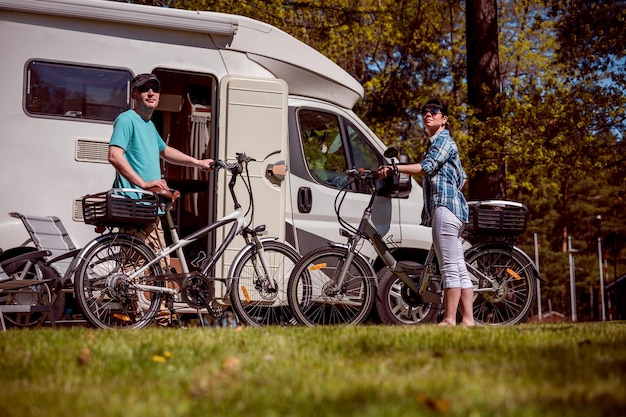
<box><xmin>181</xmin><ymin>274</ymin><xmax>214</xmax><ymax>309</ymax></box>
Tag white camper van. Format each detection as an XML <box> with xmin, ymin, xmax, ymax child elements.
<box><xmin>0</xmin><ymin>0</ymin><xmax>432</xmax><ymax>279</ymax></box>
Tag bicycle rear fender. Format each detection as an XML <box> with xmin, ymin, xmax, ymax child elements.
<box><xmin>465</xmin><ymin>242</ymin><xmax>545</xmax><ymax>282</ymax></box>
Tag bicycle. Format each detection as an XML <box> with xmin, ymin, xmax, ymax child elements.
<box><xmin>74</xmin><ymin>153</ymin><xmax>300</xmax><ymax>329</ymax></box>
<box><xmin>287</xmin><ymin>148</ymin><xmax>542</xmax><ymax>326</ymax></box>
<box><xmin>376</xmin><ymin>212</ymin><xmax>542</xmax><ymax>325</ymax></box>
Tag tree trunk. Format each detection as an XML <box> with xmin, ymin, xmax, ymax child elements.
<box><xmin>466</xmin><ymin>0</ymin><xmax>505</xmax><ymax>200</ymax></box>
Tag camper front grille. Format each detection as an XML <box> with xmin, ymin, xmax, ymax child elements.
<box><xmin>75</xmin><ymin>139</ymin><xmax>109</xmax><ymax>163</ymax></box>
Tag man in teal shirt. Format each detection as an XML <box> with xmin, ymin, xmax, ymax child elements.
<box><xmin>108</xmin><ymin>73</ymin><xmax>214</xmax><ymax>264</ymax></box>
<box><xmin>109</xmin><ymin>73</ymin><xmax>213</xmax><ymax>194</ymax></box>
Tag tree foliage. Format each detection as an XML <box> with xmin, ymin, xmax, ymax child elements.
<box><xmin>135</xmin><ymin>0</ymin><xmax>625</xmax><ymax>320</ymax></box>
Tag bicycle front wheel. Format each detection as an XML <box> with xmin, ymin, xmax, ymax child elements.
<box><xmin>74</xmin><ymin>234</ymin><xmax>165</xmax><ymax>329</ymax></box>
<box><xmin>287</xmin><ymin>246</ymin><xmax>376</xmax><ymax>326</ymax></box>
<box><xmin>466</xmin><ymin>245</ymin><xmax>536</xmax><ymax>325</ymax></box>
<box><xmin>229</xmin><ymin>240</ymin><xmax>300</xmax><ymax>326</ymax></box>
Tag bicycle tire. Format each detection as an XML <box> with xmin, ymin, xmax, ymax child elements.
<box><xmin>465</xmin><ymin>244</ymin><xmax>536</xmax><ymax>325</ymax></box>
<box><xmin>229</xmin><ymin>240</ymin><xmax>301</xmax><ymax>327</ymax></box>
<box><xmin>74</xmin><ymin>234</ymin><xmax>164</xmax><ymax>329</ymax></box>
<box><xmin>375</xmin><ymin>261</ymin><xmax>440</xmax><ymax>325</ymax></box>
<box><xmin>287</xmin><ymin>246</ymin><xmax>376</xmax><ymax>326</ymax></box>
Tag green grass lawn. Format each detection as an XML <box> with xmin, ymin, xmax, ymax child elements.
<box><xmin>0</xmin><ymin>322</ymin><xmax>624</xmax><ymax>417</ymax></box>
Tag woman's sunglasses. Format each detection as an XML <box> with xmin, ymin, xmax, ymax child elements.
<box><xmin>420</xmin><ymin>106</ymin><xmax>442</xmax><ymax>116</ymax></box>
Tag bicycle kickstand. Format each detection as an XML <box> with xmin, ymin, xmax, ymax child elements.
<box><xmin>164</xmin><ymin>295</ymin><xmax>181</xmax><ymax>327</ymax></box>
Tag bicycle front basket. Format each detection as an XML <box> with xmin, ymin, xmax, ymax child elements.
<box><xmin>82</xmin><ymin>190</ymin><xmax>158</xmax><ymax>226</ymax></box>
<box><xmin>467</xmin><ymin>200</ymin><xmax>529</xmax><ymax>236</ymax></box>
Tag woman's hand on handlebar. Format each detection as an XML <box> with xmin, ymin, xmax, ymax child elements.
<box><xmin>377</xmin><ymin>165</ymin><xmax>395</xmax><ymax>179</ymax></box>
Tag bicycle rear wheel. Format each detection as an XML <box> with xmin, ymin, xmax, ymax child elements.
<box><xmin>287</xmin><ymin>246</ymin><xmax>376</xmax><ymax>326</ymax></box>
<box><xmin>466</xmin><ymin>245</ymin><xmax>536</xmax><ymax>325</ymax></box>
<box><xmin>74</xmin><ymin>234</ymin><xmax>165</xmax><ymax>329</ymax></box>
<box><xmin>229</xmin><ymin>240</ymin><xmax>300</xmax><ymax>326</ymax></box>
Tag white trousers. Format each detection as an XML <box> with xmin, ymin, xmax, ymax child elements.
<box><xmin>432</xmin><ymin>206</ymin><xmax>472</xmax><ymax>289</ymax></box>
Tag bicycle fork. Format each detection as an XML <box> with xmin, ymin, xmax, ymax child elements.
<box><xmin>237</xmin><ymin>231</ymin><xmax>279</xmax><ymax>303</ymax></box>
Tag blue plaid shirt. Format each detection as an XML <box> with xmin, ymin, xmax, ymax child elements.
<box><xmin>420</xmin><ymin>129</ymin><xmax>469</xmax><ymax>227</ymax></box>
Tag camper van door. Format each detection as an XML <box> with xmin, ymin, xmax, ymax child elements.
<box><xmin>216</xmin><ymin>76</ymin><xmax>289</xmax><ymax>277</ymax></box>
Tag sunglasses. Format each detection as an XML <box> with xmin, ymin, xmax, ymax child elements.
<box><xmin>420</xmin><ymin>106</ymin><xmax>443</xmax><ymax>116</ymax></box>
<box><xmin>136</xmin><ymin>84</ymin><xmax>160</xmax><ymax>93</ymax></box>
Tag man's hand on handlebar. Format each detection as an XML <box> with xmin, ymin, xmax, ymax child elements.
<box><xmin>144</xmin><ymin>179</ymin><xmax>169</xmax><ymax>191</ymax></box>
<box><xmin>197</xmin><ymin>158</ymin><xmax>215</xmax><ymax>171</ymax></box>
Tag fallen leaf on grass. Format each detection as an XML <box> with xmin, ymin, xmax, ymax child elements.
<box><xmin>416</xmin><ymin>392</ymin><xmax>449</xmax><ymax>414</ymax></box>
<box><xmin>222</xmin><ymin>356</ymin><xmax>240</xmax><ymax>375</ymax></box>
<box><xmin>78</xmin><ymin>348</ymin><xmax>91</xmax><ymax>366</ymax></box>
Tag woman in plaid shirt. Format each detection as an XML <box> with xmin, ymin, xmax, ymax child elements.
<box><xmin>378</xmin><ymin>99</ymin><xmax>473</xmax><ymax>326</ymax></box>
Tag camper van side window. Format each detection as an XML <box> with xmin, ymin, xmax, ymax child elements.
<box><xmin>298</xmin><ymin>109</ymin><xmax>348</xmax><ymax>188</ymax></box>
<box><xmin>25</xmin><ymin>61</ymin><xmax>131</xmax><ymax>122</ymax></box>
<box><xmin>346</xmin><ymin>121</ymin><xmax>380</xmax><ymax>171</ymax></box>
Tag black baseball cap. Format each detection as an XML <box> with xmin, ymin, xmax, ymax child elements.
<box><xmin>131</xmin><ymin>73</ymin><xmax>160</xmax><ymax>91</ymax></box>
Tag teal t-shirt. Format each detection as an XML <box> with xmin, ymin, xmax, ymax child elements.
<box><xmin>109</xmin><ymin>109</ymin><xmax>166</xmax><ymax>197</ymax></box>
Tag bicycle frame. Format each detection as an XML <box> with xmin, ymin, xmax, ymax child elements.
<box><xmin>330</xmin><ymin>172</ymin><xmax>431</xmax><ymax>298</ymax></box>
<box><xmin>74</xmin><ymin>154</ymin><xmax>280</xmax><ymax>300</ymax></box>
<box><xmin>120</xmin><ymin>208</ymin><xmax>246</xmax><ymax>296</ymax></box>
<box><xmin>334</xmin><ymin>170</ymin><xmax>542</xmax><ymax>307</ymax></box>
<box><xmin>354</xmin><ymin>204</ymin><xmax>538</xmax><ymax>304</ymax></box>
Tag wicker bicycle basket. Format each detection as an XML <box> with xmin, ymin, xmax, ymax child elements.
<box><xmin>82</xmin><ymin>189</ymin><xmax>158</xmax><ymax>227</ymax></box>
<box><xmin>466</xmin><ymin>200</ymin><xmax>529</xmax><ymax>236</ymax></box>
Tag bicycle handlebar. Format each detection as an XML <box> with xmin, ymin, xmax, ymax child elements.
<box><xmin>212</xmin><ymin>152</ymin><xmax>256</xmax><ymax>175</ymax></box>
<box><xmin>345</xmin><ymin>168</ymin><xmax>377</xmax><ymax>179</ymax></box>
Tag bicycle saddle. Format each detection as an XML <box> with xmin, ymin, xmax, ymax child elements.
<box><xmin>148</xmin><ymin>187</ymin><xmax>181</xmax><ymax>203</ymax></box>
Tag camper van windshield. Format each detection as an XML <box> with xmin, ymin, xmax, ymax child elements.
<box><xmin>25</xmin><ymin>61</ymin><xmax>131</xmax><ymax>122</ymax></box>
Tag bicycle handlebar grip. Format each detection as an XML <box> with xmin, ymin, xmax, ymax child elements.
<box><xmin>345</xmin><ymin>168</ymin><xmax>376</xmax><ymax>179</ymax></box>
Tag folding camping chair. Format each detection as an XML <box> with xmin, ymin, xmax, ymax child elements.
<box><xmin>3</xmin><ymin>212</ymin><xmax>83</xmax><ymax>327</ymax></box>
<box><xmin>9</xmin><ymin>212</ymin><xmax>80</xmax><ymax>285</ymax></box>
<box><xmin>0</xmin><ymin>249</ymin><xmax>58</xmax><ymax>331</ymax></box>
